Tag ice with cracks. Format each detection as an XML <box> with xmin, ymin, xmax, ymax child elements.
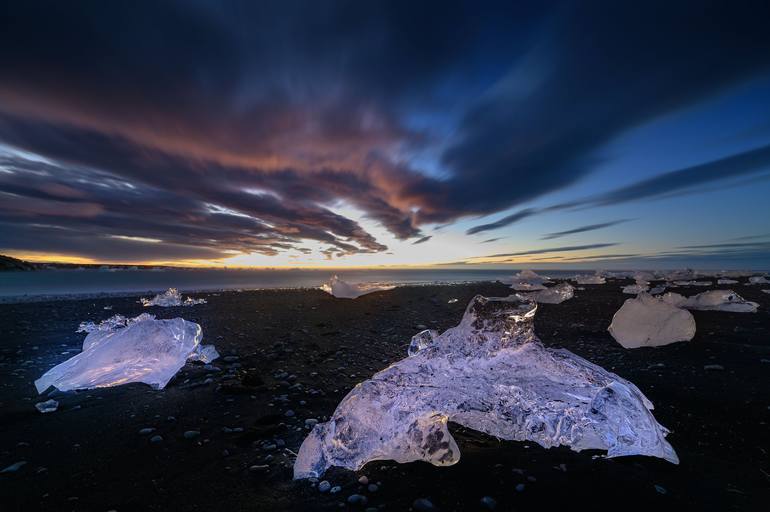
<box><xmin>294</xmin><ymin>294</ymin><xmax>678</xmax><ymax>479</ymax></box>
<box><xmin>35</xmin><ymin>314</ymin><xmax>218</xmax><ymax>393</ymax></box>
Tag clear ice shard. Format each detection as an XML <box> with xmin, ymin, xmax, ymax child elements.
<box><xmin>294</xmin><ymin>295</ymin><xmax>678</xmax><ymax>479</ymax></box>
<box><xmin>508</xmin><ymin>269</ymin><xmax>550</xmax><ymax>291</ymax></box>
<box><xmin>661</xmin><ymin>290</ymin><xmax>759</xmax><ymax>313</ymax></box>
<box><xmin>749</xmin><ymin>275</ymin><xmax>770</xmax><ymax>285</ymax></box>
<box><xmin>140</xmin><ymin>288</ymin><xmax>206</xmax><ymax>307</ymax></box>
<box><xmin>320</xmin><ymin>275</ymin><xmax>394</xmax><ymax>299</ymax></box>
<box><xmin>35</xmin><ymin>314</ymin><xmax>218</xmax><ymax>393</ymax></box>
<box><xmin>515</xmin><ymin>282</ymin><xmax>574</xmax><ymax>304</ymax></box>
<box><xmin>608</xmin><ymin>293</ymin><xmax>695</xmax><ymax>348</ymax></box>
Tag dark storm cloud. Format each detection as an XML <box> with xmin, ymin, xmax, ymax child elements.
<box><xmin>541</xmin><ymin>220</ymin><xmax>632</xmax><ymax>240</ymax></box>
<box><xmin>468</xmin><ymin>142</ymin><xmax>770</xmax><ymax>235</ymax></box>
<box><xmin>1</xmin><ymin>1</ymin><xmax>770</xmax><ymax>261</ymax></box>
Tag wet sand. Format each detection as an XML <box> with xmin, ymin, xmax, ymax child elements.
<box><xmin>0</xmin><ymin>281</ymin><xmax>768</xmax><ymax>511</ymax></box>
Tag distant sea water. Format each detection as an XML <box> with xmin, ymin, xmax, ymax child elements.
<box><xmin>0</xmin><ymin>268</ymin><xmax>584</xmax><ymax>301</ymax></box>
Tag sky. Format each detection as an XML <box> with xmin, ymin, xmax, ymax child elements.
<box><xmin>1</xmin><ymin>0</ymin><xmax>769</xmax><ymax>269</ymax></box>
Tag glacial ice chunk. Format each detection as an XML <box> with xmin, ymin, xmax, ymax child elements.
<box><xmin>294</xmin><ymin>294</ymin><xmax>678</xmax><ymax>479</ymax></box>
<box><xmin>140</xmin><ymin>288</ymin><xmax>207</xmax><ymax>307</ymax></box>
<box><xmin>671</xmin><ymin>280</ymin><xmax>712</xmax><ymax>287</ymax></box>
<box><xmin>516</xmin><ymin>282</ymin><xmax>574</xmax><ymax>304</ymax></box>
<box><xmin>572</xmin><ymin>274</ymin><xmax>606</xmax><ymax>285</ymax></box>
<box><xmin>509</xmin><ymin>269</ymin><xmax>550</xmax><ymax>291</ymax></box>
<box><xmin>608</xmin><ymin>293</ymin><xmax>695</xmax><ymax>348</ymax></box>
<box><xmin>320</xmin><ymin>275</ymin><xmax>395</xmax><ymax>299</ymax></box>
<box><xmin>717</xmin><ymin>279</ymin><xmax>738</xmax><ymax>285</ymax></box>
<box><xmin>35</xmin><ymin>314</ymin><xmax>218</xmax><ymax>393</ymax></box>
<box><xmin>35</xmin><ymin>399</ymin><xmax>58</xmax><ymax>413</ymax></box>
<box><xmin>749</xmin><ymin>276</ymin><xmax>770</xmax><ymax>285</ymax></box>
<box><xmin>661</xmin><ymin>290</ymin><xmax>758</xmax><ymax>313</ymax></box>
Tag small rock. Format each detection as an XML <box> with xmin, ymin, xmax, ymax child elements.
<box><xmin>1</xmin><ymin>461</ymin><xmax>27</xmax><ymax>473</ymax></box>
<box><xmin>318</xmin><ymin>480</ymin><xmax>331</xmax><ymax>493</ymax></box>
<box><xmin>285</xmin><ymin>410</ymin><xmax>295</xmax><ymax>417</ymax></box>
<box><xmin>183</xmin><ymin>430</ymin><xmax>201</xmax><ymax>439</ymax></box>
<box><xmin>480</xmin><ymin>496</ymin><xmax>497</xmax><ymax>509</ymax></box>
<box><xmin>150</xmin><ymin>435</ymin><xmax>164</xmax><ymax>443</ymax></box>
<box><xmin>358</xmin><ymin>475</ymin><xmax>369</xmax><ymax>485</ymax></box>
<box><xmin>367</xmin><ymin>484</ymin><xmax>378</xmax><ymax>492</ymax></box>
<box><xmin>330</xmin><ymin>485</ymin><xmax>342</xmax><ymax>494</ymax></box>
<box><xmin>347</xmin><ymin>494</ymin><xmax>368</xmax><ymax>506</ymax></box>
<box><xmin>515</xmin><ymin>483</ymin><xmax>525</xmax><ymax>492</ymax></box>
<box><xmin>413</xmin><ymin>498</ymin><xmax>436</xmax><ymax>511</ymax></box>
<box><xmin>305</xmin><ymin>418</ymin><xmax>318</xmax><ymax>427</ymax></box>
<box><xmin>138</xmin><ymin>427</ymin><xmax>155</xmax><ymax>435</ymax></box>
<box><xmin>249</xmin><ymin>464</ymin><xmax>270</xmax><ymax>473</ymax></box>
<box><xmin>654</xmin><ymin>484</ymin><xmax>667</xmax><ymax>495</ymax></box>
<box><xmin>704</xmin><ymin>364</ymin><xmax>724</xmax><ymax>371</ymax></box>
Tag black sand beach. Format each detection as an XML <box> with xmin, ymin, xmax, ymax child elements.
<box><xmin>1</xmin><ymin>281</ymin><xmax>769</xmax><ymax>511</ymax></box>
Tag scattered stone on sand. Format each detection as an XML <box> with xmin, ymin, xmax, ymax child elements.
<box><xmin>347</xmin><ymin>494</ymin><xmax>368</xmax><ymax>506</ymax></box>
<box><xmin>515</xmin><ymin>282</ymin><xmax>574</xmax><ymax>304</ymax></box>
<box><xmin>150</xmin><ymin>435</ymin><xmax>164</xmax><ymax>443</ymax></box>
<box><xmin>183</xmin><ymin>430</ymin><xmax>201</xmax><ymax>439</ymax></box>
<box><xmin>480</xmin><ymin>496</ymin><xmax>497</xmax><ymax>509</ymax></box>
<box><xmin>704</xmin><ymin>364</ymin><xmax>725</xmax><ymax>371</ymax></box>
<box><xmin>318</xmin><ymin>480</ymin><xmax>331</xmax><ymax>493</ymax></box>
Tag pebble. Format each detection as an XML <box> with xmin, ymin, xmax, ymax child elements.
<box><xmin>1</xmin><ymin>461</ymin><xmax>27</xmax><ymax>473</ymax></box>
<box><xmin>138</xmin><ymin>427</ymin><xmax>155</xmax><ymax>435</ymax></box>
<box><xmin>515</xmin><ymin>483</ymin><xmax>525</xmax><ymax>492</ymax></box>
<box><xmin>412</xmin><ymin>498</ymin><xmax>436</xmax><ymax>511</ymax></box>
<box><xmin>347</xmin><ymin>494</ymin><xmax>368</xmax><ymax>506</ymax></box>
<box><xmin>358</xmin><ymin>475</ymin><xmax>369</xmax><ymax>485</ymax></box>
<box><xmin>330</xmin><ymin>486</ymin><xmax>342</xmax><ymax>494</ymax></box>
<box><xmin>305</xmin><ymin>418</ymin><xmax>318</xmax><ymax>427</ymax></box>
<box><xmin>480</xmin><ymin>496</ymin><xmax>497</xmax><ymax>509</ymax></box>
<box><xmin>183</xmin><ymin>430</ymin><xmax>201</xmax><ymax>439</ymax></box>
<box><xmin>249</xmin><ymin>465</ymin><xmax>270</xmax><ymax>473</ymax></box>
<box><xmin>367</xmin><ymin>484</ymin><xmax>378</xmax><ymax>493</ymax></box>
<box><xmin>654</xmin><ymin>484</ymin><xmax>667</xmax><ymax>495</ymax></box>
<box><xmin>285</xmin><ymin>409</ymin><xmax>295</xmax><ymax>417</ymax></box>
<box><xmin>318</xmin><ymin>480</ymin><xmax>331</xmax><ymax>492</ymax></box>
<box><xmin>150</xmin><ymin>435</ymin><xmax>164</xmax><ymax>443</ymax></box>
<box><xmin>704</xmin><ymin>364</ymin><xmax>724</xmax><ymax>371</ymax></box>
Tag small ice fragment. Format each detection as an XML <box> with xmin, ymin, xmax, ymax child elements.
<box><xmin>649</xmin><ymin>285</ymin><xmax>667</xmax><ymax>295</ymax></box>
<box><xmin>717</xmin><ymin>279</ymin><xmax>738</xmax><ymax>285</ymax></box>
<box><xmin>408</xmin><ymin>329</ymin><xmax>439</xmax><ymax>356</ymax></box>
<box><xmin>294</xmin><ymin>294</ymin><xmax>678</xmax><ymax>479</ymax></box>
<box><xmin>671</xmin><ymin>280</ymin><xmax>712</xmax><ymax>287</ymax></box>
<box><xmin>320</xmin><ymin>275</ymin><xmax>394</xmax><ymax>299</ymax></box>
<box><xmin>35</xmin><ymin>313</ymin><xmax>216</xmax><ymax>393</ymax></box>
<box><xmin>763</xmin><ymin>290</ymin><xmax>770</xmax><ymax>294</ymax></box>
<box><xmin>140</xmin><ymin>288</ymin><xmax>206</xmax><ymax>307</ymax></box>
<box><xmin>662</xmin><ymin>290</ymin><xmax>758</xmax><ymax>313</ymax></box>
<box><xmin>448</xmin><ymin>298</ymin><xmax>459</xmax><ymax>304</ymax></box>
<box><xmin>749</xmin><ymin>276</ymin><xmax>770</xmax><ymax>285</ymax></box>
<box><xmin>35</xmin><ymin>399</ymin><xmax>58</xmax><ymax>413</ymax></box>
<box><xmin>515</xmin><ymin>282</ymin><xmax>574</xmax><ymax>304</ymax></box>
<box><xmin>608</xmin><ymin>293</ymin><xmax>695</xmax><ymax>348</ymax></box>
<box><xmin>508</xmin><ymin>269</ymin><xmax>550</xmax><ymax>291</ymax></box>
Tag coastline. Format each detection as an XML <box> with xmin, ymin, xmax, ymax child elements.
<box><xmin>1</xmin><ymin>282</ymin><xmax>768</xmax><ymax>511</ymax></box>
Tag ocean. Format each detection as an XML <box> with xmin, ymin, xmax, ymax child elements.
<box><xmin>0</xmin><ymin>267</ymin><xmax>584</xmax><ymax>300</ymax></box>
